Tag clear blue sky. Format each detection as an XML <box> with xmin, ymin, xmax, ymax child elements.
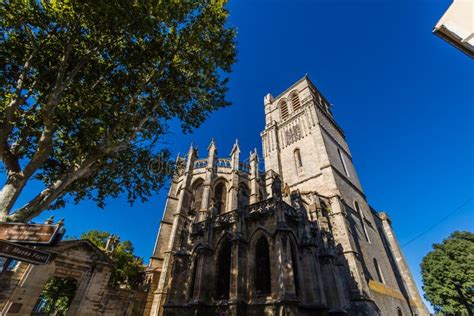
<box><xmin>15</xmin><ymin>0</ymin><xmax>474</xmax><ymax>311</ymax></box>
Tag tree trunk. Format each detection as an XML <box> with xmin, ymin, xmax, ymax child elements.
<box><xmin>0</xmin><ymin>175</ymin><xmax>25</xmax><ymax>221</ymax></box>
<box><xmin>455</xmin><ymin>284</ymin><xmax>473</xmax><ymax>316</ymax></box>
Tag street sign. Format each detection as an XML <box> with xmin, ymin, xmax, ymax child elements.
<box><xmin>0</xmin><ymin>222</ymin><xmax>59</xmax><ymax>244</ymax></box>
<box><xmin>0</xmin><ymin>240</ymin><xmax>50</xmax><ymax>265</ymax></box>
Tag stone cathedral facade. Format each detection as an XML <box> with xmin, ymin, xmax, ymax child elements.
<box><xmin>145</xmin><ymin>76</ymin><xmax>429</xmax><ymax>316</ymax></box>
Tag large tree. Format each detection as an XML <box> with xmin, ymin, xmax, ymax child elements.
<box><xmin>0</xmin><ymin>0</ymin><xmax>235</xmax><ymax>222</ymax></box>
<box><xmin>421</xmin><ymin>231</ymin><xmax>474</xmax><ymax>315</ymax></box>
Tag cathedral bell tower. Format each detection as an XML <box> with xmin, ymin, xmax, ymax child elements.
<box><xmin>261</xmin><ymin>75</ymin><xmax>429</xmax><ymax>316</ymax></box>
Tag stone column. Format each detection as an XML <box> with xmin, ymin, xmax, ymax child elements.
<box><xmin>249</xmin><ymin>149</ymin><xmax>260</xmax><ymax>204</ymax></box>
<box><xmin>150</xmin><ymin>145</ymin><xmax>196</xmax><ymax>316</ymax></box>
<box><xmin>329</xmin><ymin>196</ymin><xmax>370</xmax><ymax>300</ymax></box>
<box><xmin>379</xmin><ymin>212</ymin><xmax>430</xmax><ymax>316</ymax></box>
<box><xmin>191</xmin><ymin>247</ymin><xmax>213</xmax><ymax>304</ymax></box>
<box><xmin>228</xmin><ymin>140</ymin><xmax>240</xmax><ymax>212</ymax></box>
<box><xmin>199</xmin><ymin>140</ymin><xmax>217</xmax><ymax>222</ymax></box>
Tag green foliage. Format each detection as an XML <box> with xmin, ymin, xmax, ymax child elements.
<box><xmin>421</xmin><ymin>231</ymin><xmax>474</xmax><ymax>315</ymax></box>
<box><xmin>0</xmin><ymin>0</ymin><xmax>236</xmax><ymax>221</ymax></box>
<box><xmin>81</xmin><ymin>230</ymin><xmax>144</xmax><ymax>289</ymax></box>
<box><xmin>37</xmin><ymin>277</ymin><xmax>77</xmax><ymax>315</ymax></box>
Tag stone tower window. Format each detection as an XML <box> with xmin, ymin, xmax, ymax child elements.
<box><xmin>290</xmin><ymin>91</ymin><xmax>301</xmax><ymax>112</ymax></box>
<box><xmin>354</xmin><ymin>201</ymin><xmax>370</xmax><ymax>243</ymax></box>
<box><xmin>214</xmin><ymin>181</ymin><xmax>227</xmax><ymax>214</ymax></box>
<box><xmin>238</xmin><ymin>184</ymin><xmax>250</xmax><ymax>209</ymax></box>
<box><xmin>373</xmin><ymin>258</ymin><xmax>385</xmax><ymax>284</ymax></box>
<box><xmin>397</xmin><ymin>307</ymin><xmax>403</xmax><ymax>316</ymax></box>
<box><xmin>280</xmin><ymin>100</ymin><xmax>289</xmax><ymax>121</ymax></box>
<box><xmin>255</xmin><ymin>236</ymin><xmax>271</xmax><ymax>296</ymax></box>
<box><xmin>337</xmin><ymin>148</ymin><xmax>350</xmax><ymax>177</ymax></box>
<box><xmin>294</xmin><ymin>149</ymin><xmax>303</xmax><ymax>174</ymax></box>
<box><xmin>216</xmin><ymin>238</ymin><xmax>232</xmax><ymax>300</ymax></box>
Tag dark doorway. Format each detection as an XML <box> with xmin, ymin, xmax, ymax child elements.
<box><xmin>215</xmin><ymin>238</ymin><xmax>232</xmax><ymax>300</ymax></box>
<box><xmin>255</xmin><ymin>236</ymin><xmax>271</xmax><ymax>296</ymax></box>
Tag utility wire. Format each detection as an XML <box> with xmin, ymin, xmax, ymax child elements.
<box><xmin>401</xmin><ymin>196</ymin><xmax>474</xmax><ymax>248</ymax></box>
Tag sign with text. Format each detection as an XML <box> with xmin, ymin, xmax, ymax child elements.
<box><xmin>0</xmin><ymin>223</ymin><xmax>59</xmax><ymax>244</ymax></box>
<box><xmin>0</xmin><ymin>240</ymin><xmax>50</xmax><ymax>265</ymax></box>
<box><xmin>55</xmin><ymin>267</ymin><xmax>83</xmax><ymax>279</ymax></box>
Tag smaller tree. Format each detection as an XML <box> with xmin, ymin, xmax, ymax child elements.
<box><xmin>421</xmin><ymin>231</ymin><xmax>474</xmax><ymax>315</ymax></box>
<box><xmin>36</xmin><ymin>277</ymin><xmax>77</xmax><ymax>315</ymax></box>
<box><xmin>81</xmin><ymin>230</ymin><xmax>144</xmax><ymax>289</ymax></box>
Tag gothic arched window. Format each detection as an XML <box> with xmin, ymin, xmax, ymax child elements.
<box><xmin>280</xmin><ymin>100</ymin><xmax>289</xmax><ymax>121</ymax></box>
<box><xmin>238</xmin><ymin>184</ymin><xmax>250</xmax><ymax>209</ymax></box>
<box><xmin>373</xmin><ymin>258</ymin><xmax>385</xmax><ymax>284</ymax></box>
<box><xmin>191</xmin><ymin>179</ymin><xmax>204</xmax><ymax>212</ymax></box>
<box><xmin>290</xmin><ymin>92</ymin><xmax>301</xmax><ymax>112</ymax></box>
<box><xmin>216</xmin><ymin>238</ymin><xmax>232</xmax><ymax>300</ymax></box>
<box><xmin>214</xmin><ymin>181</ymin><xmax>227</xmax><ymax>214</ymax></box>
<box><xmin>255</xmin><ymin>236</ymin><xmax>271</xmax><ymax>296</ymax></box>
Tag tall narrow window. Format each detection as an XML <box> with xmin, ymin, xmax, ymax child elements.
<box><xmin>397</xmin><ymin>307</ymin><xmax>403</xmax><ymax>316</ymax></box>
<box><xmin>290</xmin><ymin>92</ymin><xmax>301</xmax><ymax>112</ymax></box>
<box><xmin>238</xmin><ymin>184</ymin><xmax>250</xmax><ymax>209</ymax></box>
<box><xmin>337</xmin><ymin>148</ymin><xmax>350</xmax><ymax>177</ymax></box>
<box><xmin>255</xmin><ymin>236</ymin><xmax>271</xmax><ymax>296</ymax></box>
<box><xmin>373</xmin><ymin>258</ymin><xmax>385</xmax><ymax>284</ymax></box>
<box><xmin>214</xmin><ymin>181</ymin><xmax>227</xmax><ymax>214</ymax></box>
<box><xmin>294</xmin><ymin>149</ymin><xmax>303</xmax><ymax>169</ymax></box>
<box><xmin>355</xmin><ymin>201</ymin><xmax>370</xmax><ymax>243</ymax></box>
<box><xmin>280</xmin><ymin>100</ymin><xmax>289</xmax><ymax>121</ymax></box>
<box><xmin>216</xmin><ymin>238</ymin><xmax>232</xmax><ymax>300</ymax></box>
<box><xmin>191</xmin><ymin>180</ymin><xmax>204</xmax><ymax>212</ymax></box>
<box><xmin>189</xmin><ymin>256</ymin><xmax>199</xmax><ymax>299</ymax></box>
<box><xmin>290</xmin><ymin>243</ymin><xmax>300</xmax><ymax>297</ymax></box>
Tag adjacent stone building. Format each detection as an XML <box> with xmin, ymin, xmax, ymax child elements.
<box><xmin>0</xmin><ymin>239</ymin><xmax>147</xmax><ymax>315</ymax></box>
<box><xmin>145</xmin><ymin>76</ymin><xmax>430</xmax><ymax>316</ymax></box>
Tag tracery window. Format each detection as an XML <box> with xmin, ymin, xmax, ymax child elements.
<box><xmin>255</xmin><ymin>236</ymin><xmax>271</xmax><ymax>296</ymax></box>
<box><xmin>214</xmin><ymin>181</ymin><xmax>227</xmax><ymax>214</ymax></box>
<box><xmin>216</xmin><ymin>238</ymin><xmax>232</xmax><ymax>300</ymax></box>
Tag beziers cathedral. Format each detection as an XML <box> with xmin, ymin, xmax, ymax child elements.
<box><xmin>0</xmin><ymin>76</ymin><xmax>430</xmax><ymax>315</ymax></box>
<box><xmin>144</xmin><ymin>76</ymin><xmax>430</xmax><ymax>316</ymax></box>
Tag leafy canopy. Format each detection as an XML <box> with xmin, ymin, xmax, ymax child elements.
<box><xmin>421</xmin><ymin>231</ymin><xmax>474</xmax><ymax>315</ymax></box>
<box><xmin>0</xmin><ymin>0</ymin><xmax>236</xmax><ymax>222</ymax></box>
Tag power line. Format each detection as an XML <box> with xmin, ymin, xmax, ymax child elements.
<box><xmin>401</xmin><ymin>196</ymin><xmax>474</xmax><ymax>248</ymax></box>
